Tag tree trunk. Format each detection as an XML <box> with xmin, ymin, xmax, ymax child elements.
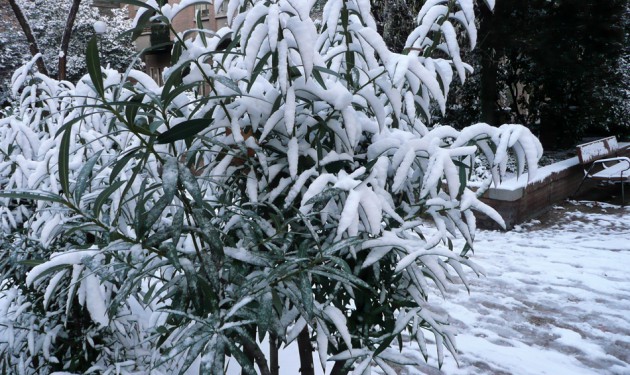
<box><xmin>241</xmin><ymin>326</ymin><xmax>255</xmax><ymax>375</ymax></box>
<box><xmin>58</xmin><ymin>0</ymin><xmax>82</xmax><ymax>80</ymax></box>
<box><xmin>270</xmin><ymin>332</ymin><xmax>280</xmax><ymax>375</ymax></box>
<box><xmin>479</xmin><ymin>4</ymin><xmax>498</xmax><ymax>125</ymax></box>
<box><xmin>297</xmin><ymin>327</ymin><xmax>315</xmax><ymax>375</ymax></box>
<box><xmin>330</xmin><ymin>360</ymin><xmax>349</xmax><ymax>375</ymax></box>
<box><xmin>241</xmin><ymin>337</ymin><xmax>272</xmax><ymax>375</ymax></box>
<box><xmin>6</xmin><ymin>0</ymin><xmax>49</xmax><ymax>76</ymax></box>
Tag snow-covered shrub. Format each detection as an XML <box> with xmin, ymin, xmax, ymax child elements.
<box><xmin>0</xmin><ymin>0</ymin><xmax>138</xmax><ymax>87</ymax></box>
<box><xmin>0</xmin><ymin>0</ymin><xmax>542</xmax><ymax>374</ymax></box>
<box><xmin>0</xmin><ymin>57</ymin><xmax>156</xmax><ymax>375</ymax></box>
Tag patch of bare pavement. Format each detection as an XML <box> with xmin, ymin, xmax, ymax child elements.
<box><xmin>400</xmin><ymin>197</ymin><xmax>630</xmax><ymax>375</ymax></box>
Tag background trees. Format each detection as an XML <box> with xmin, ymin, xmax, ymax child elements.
<box><xmin>0</xmin><ymin>0</ymin><xmax>137</xmax><ymax>105</ymax></box>
<box><xmin>443</xmin><ymin>0</ymin><xmax>630</xmax><ymax>149</ymax></box>
<box><xmin>370</xmin><ymin>0</ymin><xmax>422</xmax><ymax>53</ymax></box>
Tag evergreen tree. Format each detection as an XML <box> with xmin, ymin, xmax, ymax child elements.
<box><xmin>463</xmin><ymin>0</ymin><xmax>629</xmax><ymax>148</ymax></box>
<box><xmin>370</xmin><ymin>0</ymin><xmax>422</xmax><ymax>53</ymax></box>
<box><xmin>0</xmin><ymin>0</ymin><xmax>137</xmax><ymax>98</ymax></box>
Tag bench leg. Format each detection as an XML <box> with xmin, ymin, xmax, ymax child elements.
<box><xmin>574</xmin><ymin>175</ymin><xmax>588</xmax><ymax>199</ymax></box>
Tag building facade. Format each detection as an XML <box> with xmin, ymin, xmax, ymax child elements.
<box><xmin>129</xmin><ymin>1</ymin><xmax>227</xmax><ymax>85</ymax></box>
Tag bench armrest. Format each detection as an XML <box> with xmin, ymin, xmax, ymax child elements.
<box><xmin>593</xmin><ymin>157</ymin><xmax>630</xmax><ymax>170</ymax></box>
<box><xmin>595</xmin><ymin>156</ymin><xmax>630</xmax><ymax>163</ymax></box>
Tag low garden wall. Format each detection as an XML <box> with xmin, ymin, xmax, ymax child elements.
<box><xmin>477</xmin><ymin>144</ymin><xmax>630</xmax><ymax>230</ymax></box>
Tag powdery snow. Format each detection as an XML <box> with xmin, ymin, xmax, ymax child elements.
<box><xmin>579</xmin><ymin>138</ymin><xmax>619</xmax><ymax>164</ymax></box>
<box><xmin>497</xmin><ymin>156</ymin><xmax>580</xmax><ymax>191</ymax></box>
<box><xmin>401</xmin><ymin>200</ymin><xmax>630</xmax><ymax>375</ymax></box>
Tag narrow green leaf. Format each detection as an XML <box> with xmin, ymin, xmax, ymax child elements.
<box><xmin>178</xmin><ymin>163</ymin><xmax>204</xmax><ymax>206</ymax></box>
<box><xmin>373</xmin><ymin>334</ymin><xmax>396</xmax><ymax>358</ymax></box>
<box><xmin>161</xmin><ymin>156</ymin><xmax>179</xmax><ymax>199</ymax></box>
<box><xmin>144</xmin><ymin>229</ymin><xmax>172</xmax><ymax>248</ymax></box>
<box><xmin>113</xmin><ymin>148</ymin><xmax>151</xmax><ymax>226</ymax></box>
<box><xmin>58</xmin><ymin>127</ymin><xmax>72</xmax><ymax>198</ymax></box>
<box><xmin>457</xmin><ymin>160</ymin><xmax>467</xmax><ymax>198</ymax></box>
<box><xmin>311</xmin><ymin>268</ymin><xmax>370</xmax><ymax>290</ymax></box>
<box><xmin>257</xmin><ymin>293</ymin><xmax>273</xmax><ymax>337</ymax></box>
<box><xmin>140</xmin><ymin>194</ymin><xmax>173</xmax><ymax>238</ymax></box>
<box><xmin>225</xmin><ymin>339</ymin><xmax>257</xmax><ymax>375</ymax></box>
<box><xmin>162</xmin><ymin>83</ymin><xmax>199</xmax><ymax>108</ymax></box>
<box><xmin>86</xmin><ymin>37</ymin><xmax>104</xmax><ymax>98</ymax></box>
<box><xmin>171</xmin><ymin>40</ymin><xmax>183</xmax><ymax>65</ymax></box>
<box><xmin>170</xmin><ymin>207</ymin><xmax>185</xmax><ymax>245</ymax></box>
<box><xmin>222</xmin><ymin>34</ymin><xmax>240</xmax><ymax>65</ymax></box>
<box><xmin>64</xmin><ymin>223</ymin><xmax>105</xmax><ymax>238</ymax></box>
<box><xmin>74</xmin><ymin>150</ymin><xmax>103</xmax><ymax>204</ymax></box>
<box><xmin>247</xmin><ymin>51</ymin><xmax>272</xmax><ymax>91</ymax></box>
<box><xmin>29</xmin><ymin>264</ymin><xmax>72</xmax><ymax>285</ymax></box>
<box><xmin>213</xmin><ymin>75</ymin><xmax>242</xmax><ymax>95</ymax></box>
<box><xmin>157</xmin><ymin>119</ymin><xmax>211</xmax><ymax>144</ymax></box>
<box><xmin>270</xmin><ymin>92</ymin><xmax>283</xmax><ymax>114</ymax></box>
<box><xmin>196</xmin><ymin>8</ymin><xmax>207</xmax><ymax>47</ymax></box>
<box><xmin>322</xmin><ymin>236</ymin><xmax>363</xmax><ymax>256</ymax></box>
<box><xmin>271</xmin><ymin>49</ymin><xmax>279</xmax><ymax>82</ymax></box>
<box><xmin>313</xmin><ymin>65</ymin><xmax>340</xmax><ymax>79</ymax></box>
<box><xmin>460</xmin><ymin>242</ymin><xmax>473</xmax><ymax>257</ymax></box>
<box><xmin>142</xmin><ymin>159</ymin><xmax>178</xmax><ymax>233</ymax></box>
<box><xmin>109</xmin><ymin>147</ymin><xmax>140</xmax><ymax>184</ymax></box>
<box><xmin>149</xmin><ymin>119</ymin><xmax>165</xmax><ymax>133</ymax></box>
<box><xmin>125</xmin><ymin>93</ymin><xmax>145</xmax><ymax>126</ymax></box>
<box><xmin>129</xmin><ymin>8</ymin><xmax>156</xmax><ymax>41</ymax></box>
<box><xmin>54</xmin><ymin>110</ymin><xmax>105</xmax><ymax>138</ymax></box>
<box><xmin>312</xmin><ymin>67</ymin><xmax>327</xmax><ymax>89</ymax></box>
<box><xmin>299</xmin><ymin>273</ymin><xmax>313</xmax><ymax>318</ymax></box>
<box><xmin>181</xmin><ymin>333</ymin><xmax>211</xmax><ymax>374</ymax></box>
<box><xmin>135</xmin><ymin>178</ymin><xmax>148</xmax><ymax>238</ymax></box>
<box><xmin>17</xmin><ymin>259</ymin><xmax>45</xmax><ymax>266</ymax></box>
<box><xmin>93</xmin><ymin>180</ymin><xmax>125</xmax><ymax>218</ymax></box>
<box><xmin>305</xmin><ymin>187</ymin><xmax>343</xmax><ymax>207</ymax></box>
<box><xmin>162</xmin><ymin>63</ymin><xmax>188</xmax><ymax>102</ymax></box>
<box><xmin>0</xmin><ymin>190</ymin><xmax>65</xmax><ymax>204</ymax></box>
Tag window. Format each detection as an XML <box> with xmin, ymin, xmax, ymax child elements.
<box><xmin>195</xmin><ymin>4</ymin><xmax>211</xmax><ymax>18</ymax></box>
<box><xmin>149</xmin><ymin>67</ymin><xmax>164</xmax><ymax>86</ymax></box>
<box><xmin>215</xmin><ymin>3</ymin><xmax>227</xmax><ymax>17</ymax></box>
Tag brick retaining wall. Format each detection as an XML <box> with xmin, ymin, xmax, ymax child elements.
<box><xmin>476</xmin><ymin>146</ymin><xmax>630</xmax><ymax>230</ymax></box>
<box><xmin>477</xmin><ymin>157</ymin><xmax>595</xmax><ymax>229</ymax></box>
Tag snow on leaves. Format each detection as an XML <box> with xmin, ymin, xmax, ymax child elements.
<box><xmin>0</xmin><ymin>0</ymin><xmax>543</xmax><ymax>374</ymax></box>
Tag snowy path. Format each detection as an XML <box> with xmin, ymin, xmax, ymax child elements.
<box><xmin>406</xmin><ymin>201</ymin><xmax>630</xmax><ymax>375</ymax></box>
<box><xmin>227</xmin><ymin>200</ymin><xmax>630</xmax><ymax>375</ymax></box>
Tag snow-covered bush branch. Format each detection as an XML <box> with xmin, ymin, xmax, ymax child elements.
<box><xmin>0</xmin><ymin>0</ymin><xmax>542</xmax><ymax>374</ymax></box>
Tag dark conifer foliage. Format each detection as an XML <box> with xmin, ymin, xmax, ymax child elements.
<box><xmin>440</xmin><ymin>0</ymin><xmax>629</xmax><ymax>148</ymax></box>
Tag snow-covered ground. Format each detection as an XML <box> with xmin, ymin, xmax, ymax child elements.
<box><xmin>404</xmin><ymin>200</ymin><xmax>630</xmax><ymax>375</ymax></box>
<box><xmin>228</xmin><ymin>199</ymin><xmax>630</xmax><ymax>375</ymax></box>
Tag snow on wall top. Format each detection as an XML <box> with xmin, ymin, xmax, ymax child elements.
<box><xmin>492</xmin><ymin>141</ymin><xmax>629</xmax><ymax>193</ymax></box>
<box><xmin>496</xmin><ymin>156</ymin><xmax>580</xmax><ymax>191</ymax></box>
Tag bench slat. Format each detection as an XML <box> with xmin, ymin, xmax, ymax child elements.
<box><xmin>576</xmin><ymin>136</ymin><xmax>618</xmax><ymax>164</ymax></box>
<box><xmin>575</xmin><ymin>136</ymin><xmax>629</xmax><ymax>204</ymax></box>
<box><xmin>590</xmin><ymin>162</ymin><xmax>630</xmax><ymax>181</ymax></box>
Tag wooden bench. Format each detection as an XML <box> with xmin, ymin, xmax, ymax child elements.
<box><xmin>575</xmin><ymin>136</ymin><xmax>630</xmax><ymax>204</ymax></box>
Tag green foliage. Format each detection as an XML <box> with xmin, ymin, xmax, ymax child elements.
<box><xmin>439</xmin><ymin>0</ymin><xmax>630</xmax><ymax>148</ymax></box>
<box><xmin>0</xmin><ymin>1</ymin><xmax>542</xmax><ymax>374</ymax></box>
